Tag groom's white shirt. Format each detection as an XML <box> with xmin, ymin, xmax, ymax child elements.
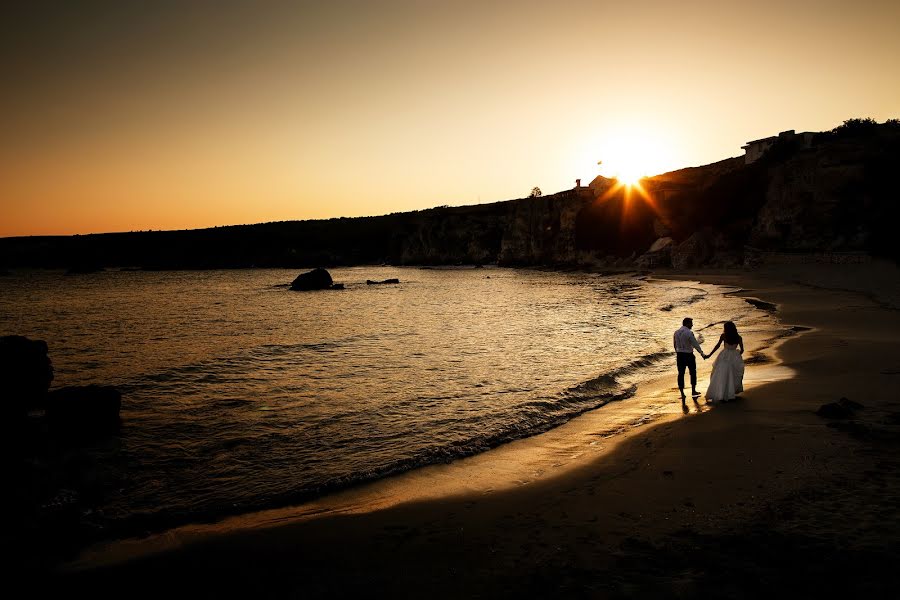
<box><xmin>674</xmin><ymin>325</ymin><xmax>703</xmax><ymax>354</ymax></box>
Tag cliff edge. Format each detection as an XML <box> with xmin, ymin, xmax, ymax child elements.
<box><xmin>2</xmin><ymin>120</ymin><xmax>897</xmax><ymax>270</ymax></box>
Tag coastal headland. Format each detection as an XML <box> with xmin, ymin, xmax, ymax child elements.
<box><xmin>2</xmin><ymin>120</ymin><xmax>898</xmax><ymax>271</ymax></box>
<box><xmin>52</xmin><ymin>261</ymin><xmax>900</xmax><ymax>597</ymax></box>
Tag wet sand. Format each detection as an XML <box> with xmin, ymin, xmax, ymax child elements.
<box><xmin>53</xmin><ymin>262</ymin><xmax>900</xmax><ymax>598</ymax></box>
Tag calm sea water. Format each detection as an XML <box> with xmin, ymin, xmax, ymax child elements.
<box><xmin>1</xmin><ymin>267</ymin><xmax>770</xmax><ymax>533</ymax></box>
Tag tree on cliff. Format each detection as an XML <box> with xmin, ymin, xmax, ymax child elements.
<box><xmin>832</xmin><ymin>118</ymin><xmax>879</xmax><ymax>137</ymax></box>
<box><xmin>529</xmin><ymin>187</ymin><xmax>542</xmax><ymax>198</ymax></box>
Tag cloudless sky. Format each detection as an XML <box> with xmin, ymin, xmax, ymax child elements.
<box><xmin>2</xmin><ymin>0</ymin><xmax>898</xmax><ymax>236</ymax></box>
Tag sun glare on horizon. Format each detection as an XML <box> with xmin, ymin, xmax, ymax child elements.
<box><xmin>588</xmin><ymin>125</ymin><xmax>676</xmax><ymax>187</ymax></box>
<box><xmin>613</xmin><ymin>164</ymin><xmax>645</xmax><ymax>187</ymax></box>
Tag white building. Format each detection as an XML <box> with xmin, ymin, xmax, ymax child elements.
<box><xmin>742</xmin><ymin>130</ymin><xmax>815</xmax><ymax>164</ymax></box>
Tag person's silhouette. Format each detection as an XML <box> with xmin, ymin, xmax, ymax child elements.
<box><xmin>673</xmin><ymin>317</ymin><xmax>706</xmax><ymax>401</ymax></box>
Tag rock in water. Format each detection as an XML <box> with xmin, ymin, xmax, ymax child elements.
<box><xmin>0</xmin><ymin>335</ymin><xmax>54</xmax><ymax>419</ymax></box>
<box><xmin>290</xmin><ymin>268</ymin><xmax>333</xmax><ymax>291</ymax></box>
<box><xmin>366</xmin><ymin>278</ymin><xmax>400</xmax><ymax>285</ymax></box>
<box><xmin>45</xmin><ymin>385</ymin><xmax>122</xmax><ymax>433</ymax></box>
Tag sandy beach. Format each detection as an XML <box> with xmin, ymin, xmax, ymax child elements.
<box><xmin>52</xmin><ymin>262</ymin><xmax>900</xmax><ymax>598</ymax></box>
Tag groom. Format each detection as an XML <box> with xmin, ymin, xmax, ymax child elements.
<box><xmin>673</xmin><ymin>317</ymin><xmax>706</xmax><ymax>400</ymax></box>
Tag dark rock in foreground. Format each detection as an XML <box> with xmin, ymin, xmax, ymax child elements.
<box><xmin>0</xmin><ymin>335</ymin><xmax>53</xmax><ymax>419</ymax></box>
<box><xmin>45</xmin><ymin>385</ymin><xmax>122</xmax><ymax>434</ymax></box>
<box><xmin>816</xmin><ymin>397</ymin><xmax>864</xmax><ymax>420</ymax></box>
<box><xmin>290</xmin><ymin>268</ymin><xmax>334</xmax><ymax>291</ymax></box>
<box><xmin>838</xmin><ymin>397</ymin><xmax>864</xmax><ymax>410</ymax></box>
<box><xmin>366</xmin><ymin>278</ymin><xmax>400</xmax><ymax>285</ymax></box>
<box><xmin>816</xmin><ymin>401</ymin><xmax>854</xmax><ymax>419</ymax></box>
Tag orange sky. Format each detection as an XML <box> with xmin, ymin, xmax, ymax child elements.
<box><xmin>2</xmin><ymin>0</ymin><xmax>898</xmax><ymax>237</ymax></box>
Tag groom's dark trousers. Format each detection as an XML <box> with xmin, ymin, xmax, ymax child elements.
<box><xmin>676</xmin><ymin>351</ymin><xmax>697</xmax><ymax>392</ymax></box>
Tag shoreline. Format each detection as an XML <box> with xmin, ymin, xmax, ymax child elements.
<box><xmin>51</xmin><ymin>262</ymin><xmax>900</xmax><ymax>596</ymax></box>
<box><xmin>62</xmin><ymin>276</ymin><xmax>790</xmax><ymax>570</ymax></box>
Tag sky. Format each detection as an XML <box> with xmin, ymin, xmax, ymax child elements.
<box><xmin>2</xmin><ymin>0</ymin><xmax>898</xmax><ymax>237</ymax></box>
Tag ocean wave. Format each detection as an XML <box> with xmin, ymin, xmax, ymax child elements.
<box><xmin>565</xmin><ymin>351</ymin><xmax>670</xmax><ymax>398</ymax></box>
<box><xmin>94</xmin><ymin>381</ymin><xmax>642</xmax><ymax>542</ymax></box>
<box><xmin>95</xmin><ymin>356</ymin><xmax>665</xmax><ymax>540</ymax></box>
<box><xmin>659</xmin><ymin>286</ymin><xmax>709</xmax><ymax>312</ymax></box>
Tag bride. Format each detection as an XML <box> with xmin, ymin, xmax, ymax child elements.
<box><xmin>704</xmin><ymin>321</ymin><xmax>745</xmax><ymax>402</ymax></box>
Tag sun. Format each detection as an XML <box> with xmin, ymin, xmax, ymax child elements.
<box><xmin>615</xmin><ymin>165</ymin><xmax>645</xmax><ymax>187</ymax></box>
<box><xmin>606</xmin><ymin>136</ymin><xmax>651</xmax><ymax>186</ymax></box>
<box><xmin>590</xmin><ymin>124</ymin><xmax>675</xmax><ymax>187</ymax></box>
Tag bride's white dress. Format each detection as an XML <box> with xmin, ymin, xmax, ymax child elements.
<box><xmin>706</xmin><ymin>342</ymin><xmax>744</xmax><ymax>402</ymax></box>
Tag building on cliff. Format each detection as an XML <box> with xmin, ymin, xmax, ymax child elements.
<box><xmin>742</xmin><ymin>129</ymin><xmax>815</xmax><ymax>164</ymax></box>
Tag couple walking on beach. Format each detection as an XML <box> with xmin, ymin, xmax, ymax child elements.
<box><xmin>674</xmin><ymin>317</ymin><xmax>745</xmax><ymax>403</ymax></box>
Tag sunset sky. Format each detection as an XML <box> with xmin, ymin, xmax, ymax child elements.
<box><xmin>2</xmin><ymin>0</ymin><xmax>898</xmax><ymax>237</ymax></box>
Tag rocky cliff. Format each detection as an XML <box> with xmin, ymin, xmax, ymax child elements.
<box><xmin>576</xmin><ymin>121</ymin><xmax>900</xmax><ymax>267</ymax></box>
<box><xmin>498</xmin><ymin>187</ymin><xmax>596</xmax><ymax>265</ymax></box>
<box><xmin>2</xmin><ymin>120</ymin><xmax>897</xmax><ymax>270</ymax></box>
<box><xmin>395</xmin><ymin>204</ymin><xmax>506</xmax><ymax>265</ymax></box>
<box><xmin>749</xmin><ymin>133</ymin><xmax>897</xmax><ymax>254</ymax></box>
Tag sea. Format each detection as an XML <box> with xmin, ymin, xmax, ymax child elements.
<box><xmin>1</xmin><ymin>266</ymin><xmax>776</xmax><ymax>537</ymax></box>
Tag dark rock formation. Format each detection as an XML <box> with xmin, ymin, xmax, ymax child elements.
<box><xmin>290</xmin><ymin>268</ymin><xmax>334</xmax><ymax>291</ymax></box>
<box><xmin>0</xmin><ymin>335</ymin><xmax>53</xmax><ymax>419</ymax></box>
<box><xmin>397</xmin><ymin>204</ymin><xmax>505</xmax><ymax>265</ymax></box>
<box><xmin>330</xmin><ymin>283</ymin><xmax>345</xmax><ymax>290</ymax></box>
<box><xmin>648</xmin><ymin>237</ymin><xmax>674</xmax><ymax>253</ymax></box>
<box><xmin>838</xmin><ymin>397</ymin><xmax>864</xmax><ymax>410</ymax></box>
<box><xmin>671</xmin><ymin>231</ymin><xmax>714</xmax><ymax>270</ymax></box>
<box><xmin>746</xmin><ymin>125</ymin><xmax>900</xmax><ymax>258</ymax></box>
<box><xmin>45</xmin><ymin>385</ymin><xmax>122</xmax><ymax>433</ymax></box>
<box><xmin>500</xmin><ymin>187</ymin><xmax>596</xmax><ymax>265</ymax></box>
<box><xmin>816</xmin><ymin>402</ymin><xmax>854</xmax><ymax>419</ymax></box>
<box><xmin>653</xmin><ymin>219</ymin><xmax>672</xmax><ymax>238</ymax></box>
<box><xmin>366</xmin><ymin>278</ymin><xmax>400</xmax><ymax>285</ymax></box>
<box><xmin>636</xmin><ymin>237</ymin><xmax>674</xmax><ymax>268</ymax></box>
<box><xmin>816</xmin><ymin>397</ymin><xmax>864</xmax><ymax>420</ymax></box>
